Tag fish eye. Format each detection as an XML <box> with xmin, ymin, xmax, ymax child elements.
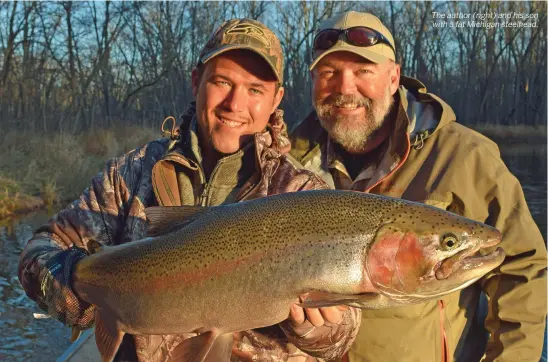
<box><xmin>441</xmin><ymin>233</ymin><xmax>459</xmax><ymax>250</ymax></box>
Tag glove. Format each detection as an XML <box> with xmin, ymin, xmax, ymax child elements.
<box><xmin>40</xmin><ymin>247</ymin><xmax>95</xmax><ymax>328</ymax></box>
<box><xmin>279</xmin><ymin>303</ymin><xmax>361</xmax><ymax>360</ymax></box>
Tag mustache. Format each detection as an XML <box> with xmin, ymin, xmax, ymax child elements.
<box><xmin>321</xmin><ymin>94</ymin><xmax>371</xmax><ymax>108</ymax></box>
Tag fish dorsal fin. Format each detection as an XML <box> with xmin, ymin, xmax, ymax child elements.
<box><xmin>145</xmin><ymin>205</ymin><xmax>212</xmax><ymax>237</ymax></box>
<box><xmin>298</xmin><ymin>290</ymin><xmax>381</xmax><ymax>309</ymax></box>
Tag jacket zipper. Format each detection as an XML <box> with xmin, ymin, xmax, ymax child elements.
<box><xmin>438</xmin><ymin>299</ymin><xmax>449</xmax><ymax>362</ymax></box>
<box><xmin>199</xmin><ymin>186</ymin><xmax>209</xmax><ymax>206</ymax></box>
<box><xmin>365</xmin><ymin>133</ymin><xmax>411</xmax><ymax>193</ymax></box>
<box><xmin>198</xmin><ymin>158</ymin><xmax>226</xmax><ymax>206</ymax></box>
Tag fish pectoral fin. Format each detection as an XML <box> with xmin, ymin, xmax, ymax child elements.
<box><xmin>298</xmin><ymin>290</ymin><xmax>381</xmax><ymax>308</ymax></box>
<box><xmin>203</xmin><ymin>332</ymin><xmax>233</xmax><ymax>362</ymax></box>
<box><xmin>87</xmin><ymin>239</ymin><xmax>104</xmax><ymax>255</ymax></box>
<box><xmin>94</xmin><ymin>311</ymin><xmax>125</xmax><ymax>362</ymax></box>
<box><xmin>171</xmin><ymin>330</ymin><xmax>233</xmax><ymax>362</ymax></box>
<box><xmin>145</xmin><ymin>206</ymin><xmax>213</xmax><ymax>237</ymax></box>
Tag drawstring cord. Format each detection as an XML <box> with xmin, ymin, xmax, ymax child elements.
<box><xmin>161</xmin><ymin>116</ymin><xmax>180</xmax><ymax>151</ymax></box>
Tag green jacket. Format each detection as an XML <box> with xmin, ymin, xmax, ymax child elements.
<box><xmin>290</xmin><ymin>76</ymin><xmax>547</xmax><ymax>362</ymax></box>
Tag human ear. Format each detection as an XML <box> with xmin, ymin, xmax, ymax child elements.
<box><xmin>389</xmin><ymin>63</ymin><xmax>400</xmax><ymax>95</ymax></box>
<box><xmin>271</xmin><ymin>86</ymin><xmax>285</xmax><ymax>113</ymax></box>
<box><xmin>191</xmin><ymin>68</ymin><xmax>200</xmax><ymax>98</ymax></box>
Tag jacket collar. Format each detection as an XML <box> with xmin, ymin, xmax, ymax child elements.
<box><xmin>152</xmin><ymin>103</ymin><xmax>291</xmax><ymax>206</ymax></box>
<box><xmin>289</xmin><ymin>93</ymin><xmax>411</xmax><ymax>191</ymax></box>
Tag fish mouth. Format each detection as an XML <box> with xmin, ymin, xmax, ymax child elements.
<box><xmin>435</xmin><ymin>240</ymin><xmax>505</xmax><ymax>280</ymax></box>
<box><xmin>460</xmin><ymin>247</ymin><xmax>505</xmax><ymax>270</ymax></box>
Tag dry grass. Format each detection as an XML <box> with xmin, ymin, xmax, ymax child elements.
<box><xmin>0</xmin><ymin>123</ymin><xmax>544</xmax><ymax>218</ymax></box>
<box><xmin>0</xmin><ymin>125</ymin><xmax>160</xmax><ymax>216</ymax></box>
<box><xmin>0</xmin><ymin>177</ymin><xmax>19</xmax><ymax>218</ymax></box>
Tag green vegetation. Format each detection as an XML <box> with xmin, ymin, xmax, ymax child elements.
<box><xmin>0</xmin><ymin>125</ymin><xmax>160</xmax><ymax>218</ymax></box>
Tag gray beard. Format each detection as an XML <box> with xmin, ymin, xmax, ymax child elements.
<box><xmin>314</xmin><ymin>89</ymin><xmax>394</xmax><ymax>154</ymax></box>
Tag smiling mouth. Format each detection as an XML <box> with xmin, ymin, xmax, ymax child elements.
<box><xmin>218</xmin><ymin>117</ymin><xmax>245</xmax><ymax>128</ymax></box>
<box><xmin>334</xmin><ymin>103</ymin><xmax>363</xmax><ymax>111</ymax></box>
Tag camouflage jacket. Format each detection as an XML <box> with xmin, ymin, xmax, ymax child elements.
<box><xmin>18</xmin><ymin>104</ymin><xmax>361</xmax><ymax>362</ymax></box>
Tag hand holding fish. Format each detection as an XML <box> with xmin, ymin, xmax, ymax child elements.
<box><xmin>289</xmin><ymin>294</ymin><xmax>348</xmax><ymax>327</ymax></box>
<box><xmin>231</xmin><ymin>298</ymin><xmax>356</xmax><ymax>362</ymax></box>
<box><xmin>278</xmin><ymin>299</ymin><xmax>361</xmax><ymax>361</ymax></box>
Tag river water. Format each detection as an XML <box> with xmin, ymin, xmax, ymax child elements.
<box><xmin>0</xmin><ymin>143</ymin><xmax>546</xmax><ymax>361</ymax></box>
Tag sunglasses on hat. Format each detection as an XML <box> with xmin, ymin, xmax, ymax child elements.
<box><xmin>313</xmin><ymin>26</ymin><xmax>395</xmax><ymax>54</ymax></box>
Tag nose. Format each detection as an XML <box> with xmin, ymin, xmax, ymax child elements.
<box><xmin>335</xmin><ymin>70</ymin><xmax>357</xmax><ymax>95</ymax></box>
<box><xmin>222</xmin><ymin>86</ymin><xmax>246</xmax><ymax>112</ymax></box>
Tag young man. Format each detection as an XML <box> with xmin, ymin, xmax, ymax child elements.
<box><xmin>18</xmin><ymin>19</ymin><xmax>360</xmax><ymax>361</ymax></box>
<box><xmin>290</xmin><ymin>11</ymin><xmax>547</xmax><ymax>362</ymax></box>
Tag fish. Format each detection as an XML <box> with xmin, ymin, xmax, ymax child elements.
<box><xmin>71</xmin><ymin>189</ymin><xmax>505</xmax><ymax>362</ymax></box>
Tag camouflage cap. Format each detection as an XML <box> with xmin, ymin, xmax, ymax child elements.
<box><xmin>199</xmin><ymin>18</ymin><xmax>284</xmax><ymax>84</ymax></box>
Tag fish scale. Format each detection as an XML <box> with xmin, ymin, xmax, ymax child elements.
<box><xmin>71</xmin><ymin>189</ymin><xmax>505</xmax><ymax>362</ymax></box>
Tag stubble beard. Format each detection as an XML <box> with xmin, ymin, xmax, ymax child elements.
<box><xmin>314</xmin><ymin>87</ymin><xmax>394</xmax><ymax>154</ymax></box>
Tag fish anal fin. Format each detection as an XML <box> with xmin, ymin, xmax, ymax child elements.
<box><xmin>145</xmin><ymin>206</ymin><xmax>212</xmax><ymax>237</ymax></box>
<box><xmin>94</xmin><ymin>311</ymin><xmax>124</xmax><ymax>362</ymax></box>
<box><xmin>171</xmin><ymin>330</ymin><xmax>232</xmax><ymax>362</ymax></box>
<box><xmin>70</xmin><ymin>325</ymin><xmax>83</xmax><ymax>342</ymax></box>
<box><xmin>299</xmin><ymin>290</ymin><xmax>380</xmax><ymax>308</ymax></box>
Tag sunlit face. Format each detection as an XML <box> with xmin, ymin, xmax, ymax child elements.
<box><xmin>312</xmin><ymin>51</ymin><xmax>400</xmax><ymax>154</ymax></box>
<box><xmin>192</xmin><ymin>50</ymin><xmax>284</xmax><ymax>155</ymax></box>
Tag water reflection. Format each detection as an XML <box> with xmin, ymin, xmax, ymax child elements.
<box><xmin>0</xmin><ymin>143</ymin><xmax>546</xmax><ymax>361</ymax></box>
<box><xmin>0</xmin><ymin>215</ymin><xmax>71</xmax><ymax>361</ymax></box>
<box><xmin>499</xmin><ymin>144</ymin><xmax>547</xmax><ymax>242</ymax></box>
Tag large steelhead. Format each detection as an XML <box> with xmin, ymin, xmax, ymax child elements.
<box><xmin>72</xmin><ymin>190</ymin><xmax>505</xmax><ymax>362</ymax></box>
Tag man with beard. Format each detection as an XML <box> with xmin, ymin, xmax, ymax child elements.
<box><xmin>290</xmin><ymin>11</ymin><xmax>547</xmax><ymax>362</ymax></box>
<box><xmin>18</xmin><ymin>18</ymin><xmax>361</xmax><ymax>361</ymax></box>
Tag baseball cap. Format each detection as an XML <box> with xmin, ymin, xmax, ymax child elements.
<box><xmin>310</xmin><ymin>11</ymin><xmax>396</xmax><ymax>69</ymax></box>
<box><xmin>199</xmin><ymin>18</ymin><xmax>284</xmax><ymax>83</ymax></box>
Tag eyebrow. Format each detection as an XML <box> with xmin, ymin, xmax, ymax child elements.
<box><xmin>209</xmin><ymin>74</ymin><xmax>268</xmax><ymax>90</ymax></box>
<box><xmin>209</xmin><ymin>74</ymin><xmax>232</xmax><ymax>82</ymax></box>
<box><xmin>248</xmin><ymin>82</ymin><xmax>267</xmax><ymax>91</ymax></box>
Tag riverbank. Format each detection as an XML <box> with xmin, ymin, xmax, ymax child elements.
<box><xmin>0</xmin><ymin>124</ymin><xmax>545</xmax><ymax>219</ymax></box>
<box><xmin>0</xmin><ymin>126</ymin><xmax>159</xmax><ymax>218</ymax></box>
